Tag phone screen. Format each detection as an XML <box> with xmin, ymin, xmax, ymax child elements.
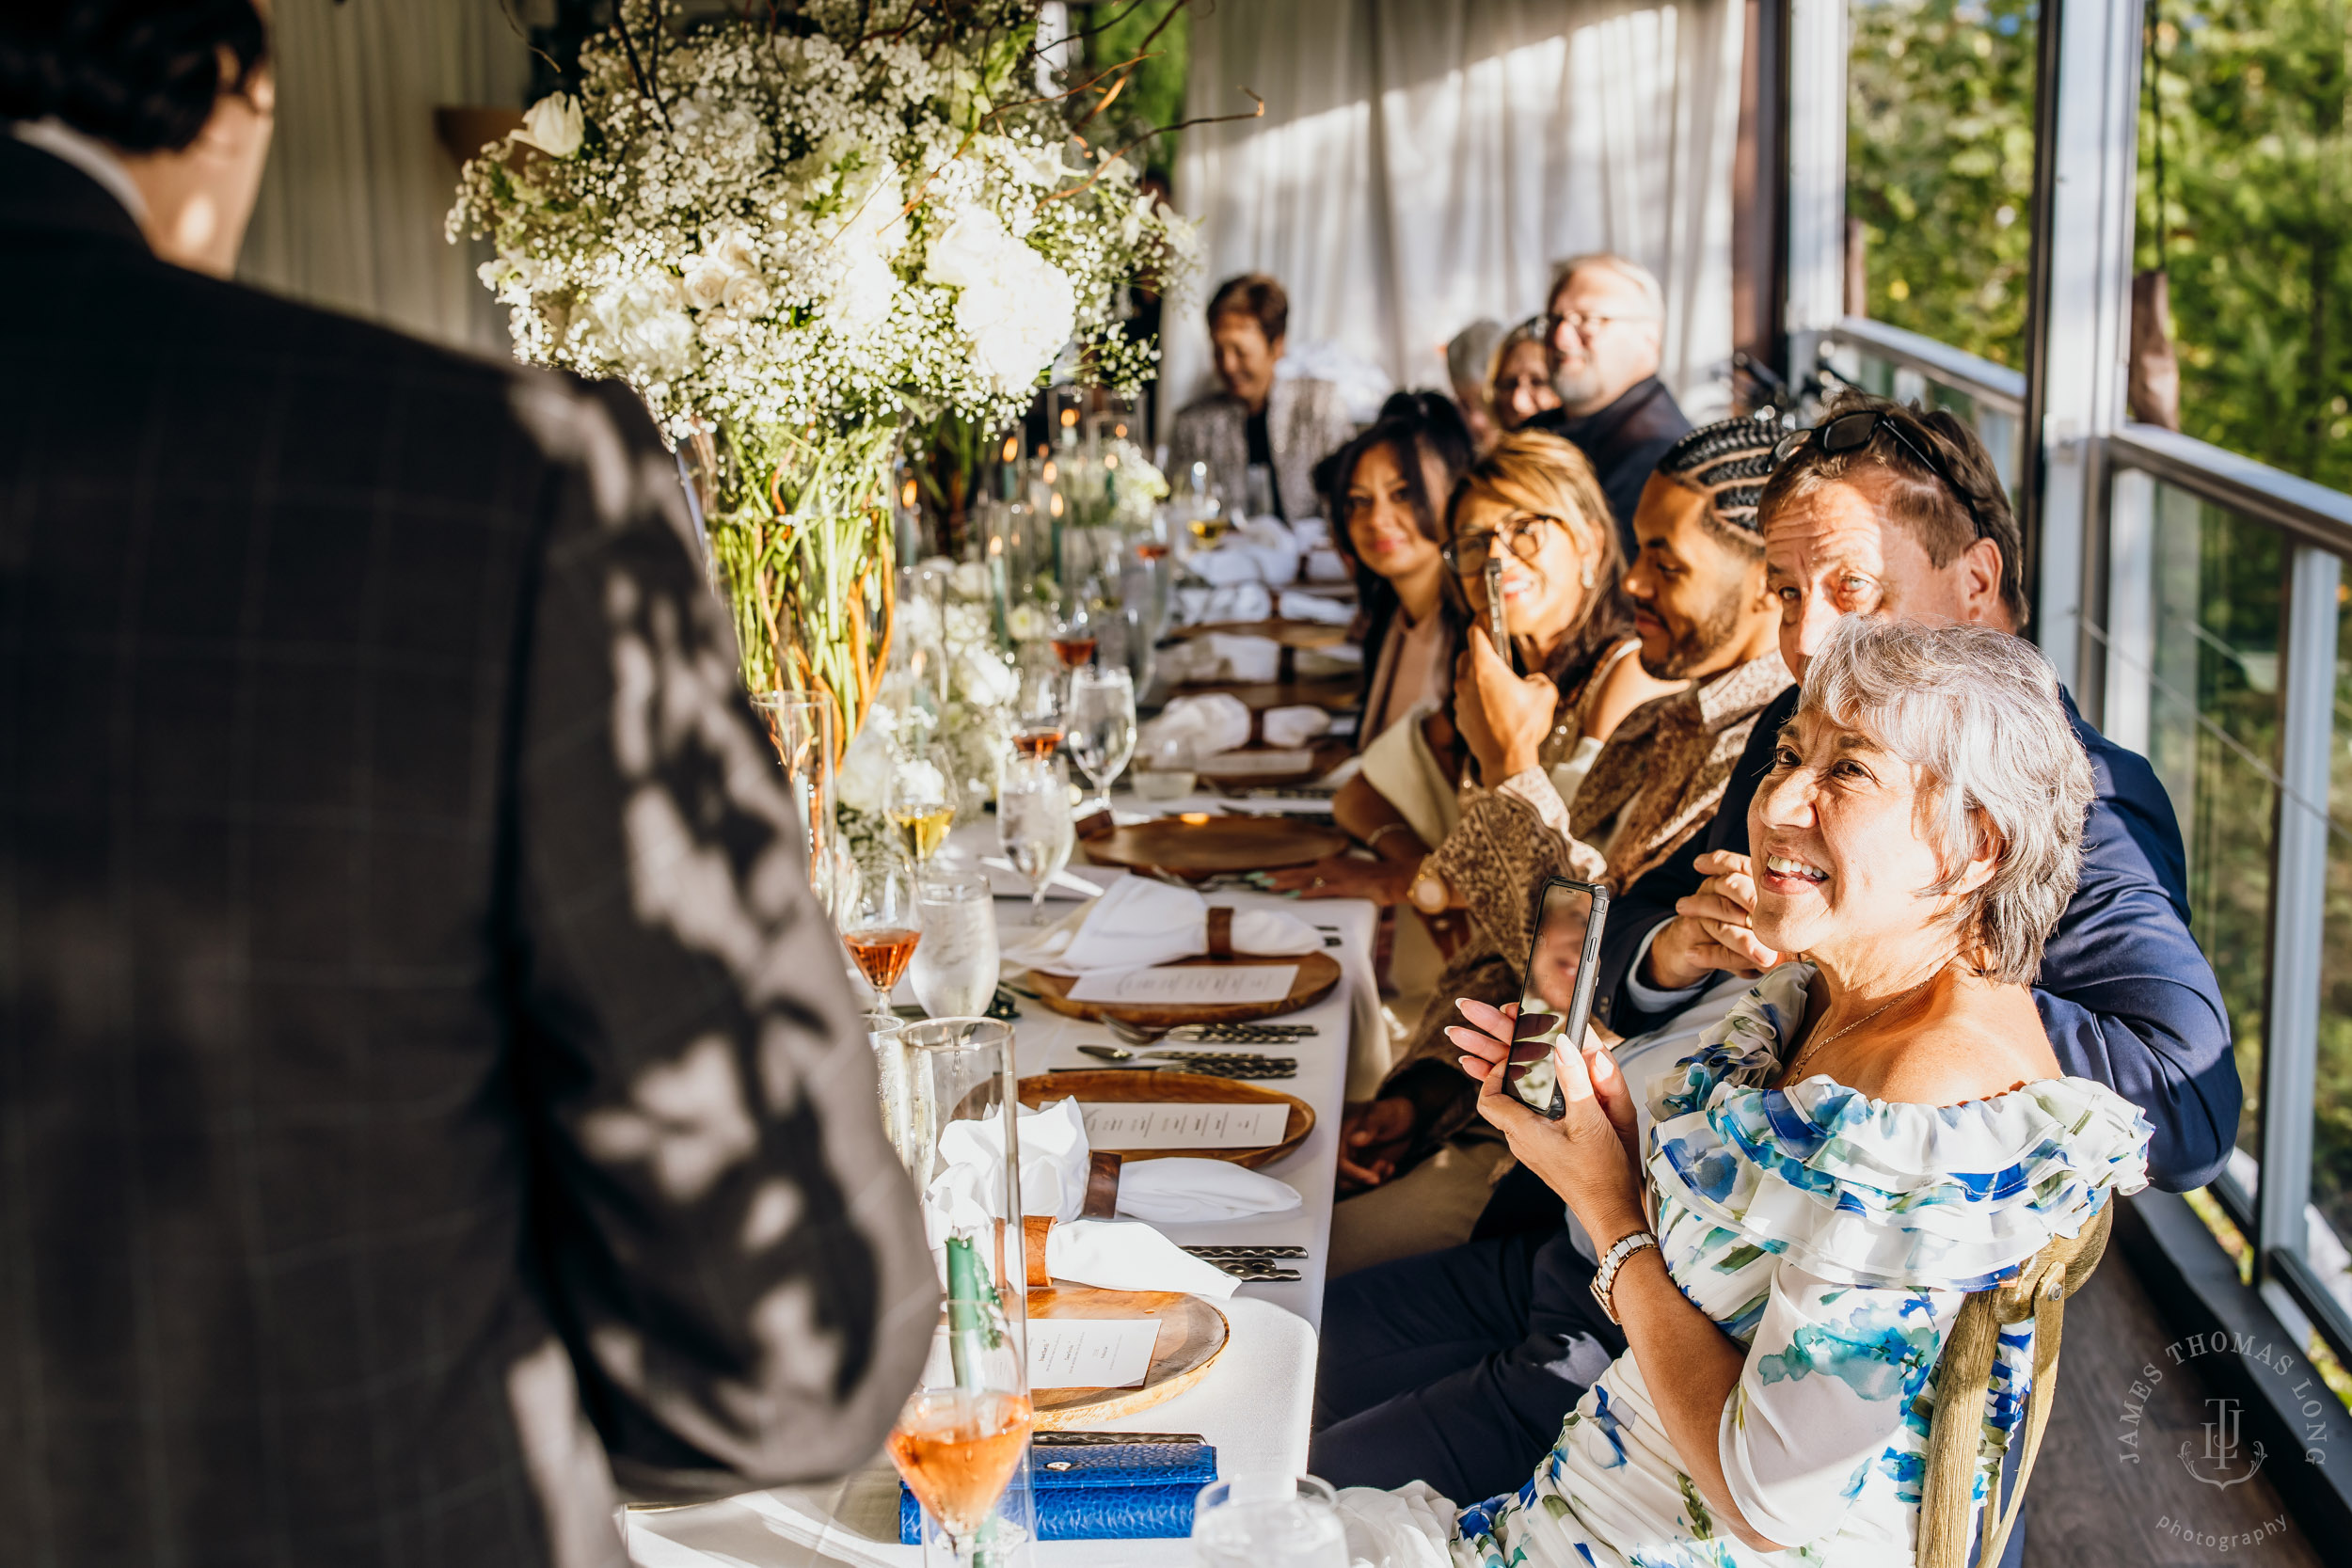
<box><xmin>1484</xmin><ymin>557</ymin><xmax>1517</xmax><ymax>675</ymax></box>
<box><xmin>1509</xmin><ymin>879</ymin><xmax>1611</xmax><ymax>1118</ymax></box>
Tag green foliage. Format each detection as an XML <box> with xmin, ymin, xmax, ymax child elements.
<box><xmin>1848</xmin><ymin>0</ymin><xmax>2041</xmax><ymax>368</ymax></box>
<box><xmin>1077</xmin><ymin>1</ymin><xmax>1190</xmax><ymax>182</ymax></box>
<box><xmin>2141</xmin><ymin>1</ymin><xmax>2352</xmax><ymax>490</ymax></box>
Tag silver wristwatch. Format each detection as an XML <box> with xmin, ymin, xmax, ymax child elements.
<box><xmin>1589</xmin><ymin>1229</ymin><xmax>1661</xmax><ymax>1326</ymax></box>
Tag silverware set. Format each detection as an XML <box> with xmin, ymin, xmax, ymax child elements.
<box><xmin>1074</xmin><ymin>1044</ymin><xmax>1297</xmax><ymax>1079</ymax></box>
<box><xmin>1182</xmin><ymin>1243</ymin><xmax>1308</xmax><ymax>1282</ymax></box>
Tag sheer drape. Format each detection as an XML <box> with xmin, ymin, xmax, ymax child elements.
<box><xmin>1165</xmin><ymin>0</ymin><xmax>1742</xmax><ymax>436</ymax></box>
<box><xmin>238</xmin><ymin>0</ymin><xmax>529</xmax><ymax>352</ymax></box>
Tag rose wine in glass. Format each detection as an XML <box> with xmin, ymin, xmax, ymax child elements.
<box><xmin>888</xmin><ymin>1388</ymin><xmax>1034</xmax><ymax>1539</ymax></box>
<box><xmin>845</xmin><ymin>926</ymin><xmax>921</xmax><ymax>992</ymax></box>
<box><xmin>1010</xmin><ymin>726</ymin><xmax>1062</xmax><ymax>760</ymax></box>
<box><xmin>1049</xmin><ymin>634</ymin><xmax>1095</xmax><ymax>670</ymax></box>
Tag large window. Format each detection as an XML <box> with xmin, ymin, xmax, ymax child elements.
<box><xmin>1846</xmin><ymin>0</ymin><xmax>2041</xmax><ymax>369</ymax></box>
<box><xmin>2137</xmin><ymin>0</ymin><xmax>2352</xmax><ymax>489</ymax></box>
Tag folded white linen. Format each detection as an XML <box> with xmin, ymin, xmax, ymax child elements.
<box><xmin>1044</xmin><ymin>1217</ymin><xmax>1240</xmax><ymax>1298</ymax></box>
<box><xmin>1001</xmin><ymin>875</ymin><xmax>1321</xmax><ymax>975</ymax></box>
<box><xmin>1162</xmin><ymin>632</ymin><xmax>1282</xmax><ymax>685</ymax></box>
<box><xmin>1278</xmin><ymin>589</ymin><xmax>1357</xmax><ymax>626</ymax></box>
<box><xmin>1231</xmin><ymin>518</ymin><xmax>1303</xmax><ymax>585</ymax></box>
<box><xmin>1357</xmin><ymin>699</ymin><xmax>1460</xmax><ymax>851</ymax></box>
<box><xmin>927</xmin><ymin>1097</ymin><xmax>1091</xmax><ymax>1239</ymax></box>
<box><xmin>1116</xmin><ymin>1158</ymin><xmax>1304</xmax><ymax>1225</ymax></box>
<box><xmin>1335</xmin><ymin>1481</ymin><xmax>1459</xmax><ymax>1568</ymax></box>
<box><xmin>1295</xmin><ymin>644</ymin><xmax>1364</xmax><ymax>677</ymax></box>
<box><xmin>1262</xmin><ymin>705</ymin><xmax>1332</xmax><ymax>749</ymax></box>
<box><xmin>1304</xmin><ymin>548</ymin><xmax>1354</xmax><ymax>583</ymax></box>
<box><xmin>1137</xmin><ymin>692</ymin><xmax>1252</xmax><ymax>757</ymax></box>
<box><xmin>1185</xmin><ymin>547</ymin><xmax>1264</xmax><ymax>587</ymax></box>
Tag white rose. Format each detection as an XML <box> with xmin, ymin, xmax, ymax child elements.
<box><xmin>835</xmin><ymin>717</ymin><xmax>896</xmax><ymax>813</ymax></box>
<box><xmin>680</xmin><ymin>253</ymin><xmax>733</xmax><ymax>311</ymax></box>
<box><xmin>953</xmin><ymin>645</ymin><xmax>1020</xmax><ymax>708</ymax></box>
<box><xmin>948</xmin><ymin>562</ymin><xmax>990</xmax><ymax>604</ymax></box>
<box><xmin>709</xmin><ymin>230</ymin><xmax>761</xmax><ymax>275</ymax></box>
<box><xmin>829</xmin><ymin>252</ymin><xmax>895</xmax><ymax>330</ymax></box>
<box><xmin>514</xmin><ymin>93</ymin><xmax>584</xmax><ymax>159</ymax></box>
<box><xmin>923</xmin><ymin>206</ymin><xmax>1012</xmax><ymax>290</ymax></box>
<box><xmin>722</xmin><ymin>272</ymin><xmax>772</xmax><ymax>318</ymax></box>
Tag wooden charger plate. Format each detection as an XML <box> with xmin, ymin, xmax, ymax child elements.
<box><xmin>1084</xmin><ymin>813</ymin><xmax>1348</xmax><ymax>877</ymax></box>
<box><xmin>1025</xmin><ymin>950</ymin><xmax>1342</xmax><ymax>1028</ymax></box>
<box><xmin>1015</xmin><ymin>1069</ymin><xmax>1314</xmax><ymax>1168</ymax></box>
<box><xmin>1028</xmin><ymin>1286</ymin><xmax>1230</xmax><ymax>1428</ymax></box>
<box><xmin>1171</xmin><ymin>675</ymin><xmax>1360</xmax><ymax>712</ymax></box>
<box><xmin>1195</xmin><ymin>738</ymin><xmax>1354</xmax><ymax>787</ymax></box>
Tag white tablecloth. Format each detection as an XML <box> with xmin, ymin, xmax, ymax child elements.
<box><xmin>626</xmin><ymin>803</ymin><xmax>1375</xmax><ymax>1566</ymax></box>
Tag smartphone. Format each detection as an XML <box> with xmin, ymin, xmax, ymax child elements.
<box><xmin>1507</xmin><ymin>878</ymin><xmax>1612</xmax><ymax>1118</ymax></box>
<box><xmin>1483</xmin><ymin>555</ymin><xmax>1518</xmax><ymax>675</ymax></box>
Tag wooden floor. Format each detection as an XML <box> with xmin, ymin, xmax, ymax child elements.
<box><xmin>2025</xmin><ymin>1247</ymin><xmax>2320</xmax><ymax>1567</ymax></box>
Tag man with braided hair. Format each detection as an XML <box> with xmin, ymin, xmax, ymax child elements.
<box><xmin>1325</xmin><ymin>421</ymin><xmax>1790</xmax><ymax>1275</ymax></box>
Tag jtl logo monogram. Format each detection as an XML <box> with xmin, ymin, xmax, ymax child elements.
<box><xmin>2180</xmin><ymin>1396</ymin><xmax>2268</xmax><ymax>1489</ymax></box>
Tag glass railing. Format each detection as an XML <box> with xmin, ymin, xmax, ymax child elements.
<box><xmin>1823</xmin><ymin>316</ymin><xmax>2026</xmax><ymax>510</ymax></box>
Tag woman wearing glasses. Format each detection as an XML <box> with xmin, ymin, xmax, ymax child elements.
<box><xmin>1486</xmin><ymin>318</ymin><xmax>1562</xmax><ymax>435</ymax></box>
<box><xmin>1315</xmin><ymin>432</ymin><xmax>1677</xmax><ymax>1272</ymax></box>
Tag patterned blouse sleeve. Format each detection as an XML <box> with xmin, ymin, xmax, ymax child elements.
<box><xmin>1717</xmin><ymin>1258</ymin><xmax>1968</xmax><ymax>1547</ymax></box>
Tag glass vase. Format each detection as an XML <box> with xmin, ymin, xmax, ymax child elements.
<box><xmin>751</xmin><ymin>690</ymin><xmax>850</xmax><ymax>922</ymax></box>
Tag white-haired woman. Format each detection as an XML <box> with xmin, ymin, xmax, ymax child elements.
<box><xmin>1404</xmin><ymin>617</ymin><xmax>2151</xmax><ymax>1567</ymax></box>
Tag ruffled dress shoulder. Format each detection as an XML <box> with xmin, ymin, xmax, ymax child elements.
<box><xmin>1441</xmin><ymin>965</ymin><xmax>2151</xmax><ymax>1568</ymax></box>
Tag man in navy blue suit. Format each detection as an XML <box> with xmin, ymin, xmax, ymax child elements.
<box><xmin>1311</xmin><ymin>394</ymin><xmax>2240</xmax><ymax>1514</ymax></box>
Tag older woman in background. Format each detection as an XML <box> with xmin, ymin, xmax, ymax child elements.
<box><xmin>1488</xmin><ymin>317</ymin><xmax>1561</xmax><ymax>434</ymax></box>
<box><xmin>1349</xmin><ymin>617</ymin><xmax>2150</xmax><ymax>1568</ymax></box>
<box><xmin>1168</xmin><ymin>272</ymin><xmax>1356</xmax><ymax>523</ymax></box>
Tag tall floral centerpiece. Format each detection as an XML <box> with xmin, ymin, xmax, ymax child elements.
<box><xmin>449</xmin><ymin>0</ymin><xmax>1196</xmax><ymax>752</ymax></box>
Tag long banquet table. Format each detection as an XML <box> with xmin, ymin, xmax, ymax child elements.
<box><xmin>626</xmin><ymin>800</ymin><xmax>1376</xmax><ymax>1568</ymax></box>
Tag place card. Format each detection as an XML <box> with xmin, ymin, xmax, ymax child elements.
<box><xmin>1076</xmin><ymin>1101</ymin><xmax>1291</xmax><ymax>1150</ymax></box>
<box><xmin>1025</xmin><ymin>1317</ymin><xmax>1163</xmax><ymax>1390</ymax></box>
<box><xmin>1063</xmin><ymin>964</ymin><xmax>1298</xmax><ymax>1006</ymax></box>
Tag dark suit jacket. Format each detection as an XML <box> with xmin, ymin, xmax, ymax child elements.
<box><xmin>0</xmin><ymin>139</ymin><xmax>936</xmax><ymax>1567</ymax></box>
<box><xmin>1528</xmin><ymin>375</ymin><xmax>1692</xmax><ymax>557</ymax></box>
<box><xmin>1595</xmin><ymin>681</ymin><xmax>2242</xmax><ymax>1192</ymax></box>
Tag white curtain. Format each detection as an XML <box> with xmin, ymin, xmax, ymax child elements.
<box><xmin>238</xmin><ymin>0</ymin><xmax>532</xmax><ymax>353</ymax></box>
<box><xmin>1165</xmin><ymin>0</ymin><xmax>1743</xmax><ymax>435</ymax></box>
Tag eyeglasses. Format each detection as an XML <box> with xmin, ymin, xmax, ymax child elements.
<box><xmin>1441</xmin><ymin>513</ymin><xmax>1567</xmax><ymax>574</ymax></box>
<box><xmin>1772</xmin><ymin>409</ymin><xmax>1987</xmax><ymax>538</ymax></box>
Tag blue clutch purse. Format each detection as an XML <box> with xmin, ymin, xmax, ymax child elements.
<box><xmin>898</xmin><ymin>1440</ymin><xmax>1217</xmax><ymax>1544</ymax></box>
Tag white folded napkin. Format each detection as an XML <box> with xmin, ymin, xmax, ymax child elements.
<box><xmin>926</xmin><ymin>1098</ymin><xmax>1092</xmax><ymax>1240</ymax></box>
<box><xmin>1304</xmin><ymin>548</ymin><xmax>1354</xmax><ymax>583</ymax></box>
<box><xmin>1262</xmin><ymin>705</ymin><xmax>1333</xmax><ymax>749</ymax></box>
<box><xmin>1044</xmin><ymin>1217</ymin><xmax>1239</xmax><ymax>1299</ymax></box>
<box><xmin>977</xmin><ymin>856</ymin><xmax>1116</xmax><ymax>900</ymax></box>
<box><xmin>1206</xmin><ymin>582</ymin><xmax>1275</xmax><ymax>623</ymax></box>
<box><xmin>1278</xmin><ymin>589</ymin><xmax>1357</xmax><ymax>626</ymax></box>
<box><xmin>1002</xmin><ymin>875</ymin><xmax>1321</xmax><ymax>975</ymax></box>
<box><xmin>1230</xmin><ymin>518</ymin><xmax>1302</xmax><ymax>585</ymax></box>
<box><xmin>1137</xmin><ymin>692</ymin><xmax>1253</xmax><ymax>758</ymax></box>
<box><xmin>1162</xmin><ymin>632</ymin><xmax>1282</xmax><ymax>685</ymax></box>
<box><xmin>1116</xmin><ymin>1158</ymin><xmax>1304</xmax><ymax>1225</ymax></box>
<box><xmin>1186</xmin><ymin>547</ymin><xmax>1265</xmax><ymax>587</ymax></box>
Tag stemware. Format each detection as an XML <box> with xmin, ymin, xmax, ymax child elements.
<box><xmin>843</xmin><ymin>858</ymin><xmax>922</xmax><ymax>1003</ymax></box>
<box><xmin>996</xmin><ymin>752</ymin><xmax>1075</xmax><ymax>924</ymax></box>
<box><xmin>1131</xmin><ymin>731</ymin><xmax>1198</xmax><ymax>804</ymax></box>
<box><xmin>910</xmin><ymin>875</ymin><xmax>1000</xmax><ymax>1020</ymax></box>
<box><xmin>1048</xmin><ymin>594</ymin><xmax>1096</xmax><ymax>671</ymax></box>
<box><xmin>750</xmin><ymin>690</ymin><xmax>850</xmax><ymax>916</ymax></box>
<box><xmin>1009</xmin><ymin>650</ymin><xmax>1063</xmax><ymax>761</ymax></box>
<box><xmin>866</xmin><ymin>1012</ymin><xmax>915</xmax><ymax>1173</ymax></box>
<box><xmin>889</xmin><ymin>1018</ymin><xmax>1035</xmax><ymax>1568</ymax></box>
<box><xmin>890</xmin><ymin>742</ymin><xmax>960</xmax><ymax>868</ymax></box>
<box><xmin>1064</xmin><ymin>667</ymin><xmax>1136</xmax><ymax>816</ymax></box>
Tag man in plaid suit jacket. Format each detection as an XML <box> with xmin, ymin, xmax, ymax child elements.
<box><xmin>0</xmin><ymin>8</ymin><xmax>936</xmax><ymax>1564</ymax></box>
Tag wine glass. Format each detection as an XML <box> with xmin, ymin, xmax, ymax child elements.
<box><xmin>1131</xmin><ymin>731</ymin><xmax>1198</xmax><ymax>805</ymax></box>
<box><xmin>890</xmin><ymin>742</ymin><xmax>959</xmax><ymax>868</ymax></box>
<box><xmin>1049</xmin><ymin>594</ymin><xmax>1096</xmax><ymax>671</ymax></box>
<box><xmin>910</xmin><ymin>874</ymin><xmax>1000</xmax><ymax>1020</ymax></box>
<box><xmin>843</xmin><ymin>858</ymin><xmax>922</xmax><ymax>1005</ymax></box>
<box><xmin>1010</xmin><ymin>651</ymin><xmax>1063</xmax><ymax>761</ymax></box>
<box><xmin>996</xmin><ymin>752</ymin><xmax>1074</xmax><ymax>925</ymax></box>
<box><xmin>889</xmin><ymin>1017</ymin><xmax>1033</xmax><ymax>1568</ymax></box>
<box><xmin>1064</xmin><ymin>666</ymin><xmax>1136</xmax><ymax>817</ymax></box>
<box><xmin>1191</xmin><ymin>1476</ymin><xmax>1348</xmax><ymax>1568</ymax></box>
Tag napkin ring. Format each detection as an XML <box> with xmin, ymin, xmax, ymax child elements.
<box><xmin>1023</xmin><ymin>1151</ymin><xmax>1126</xmax><ymax>1287</ymax></box>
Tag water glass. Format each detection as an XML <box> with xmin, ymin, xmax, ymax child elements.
<box><xmin>1191</xmin><ymin>1476</ymin><xmax>1347</xmax><ymax>1568</ymax></box>
<box><xmin>911</xmin><ymin>875</ymin><xmax>1000</xmax><ymax>1020</ymax></box>
<box><xmin>997</xmin><ymin>752</ymin><xmax>1075</xmax><ymax>923</ymax></box>
<box><xmin>1065</xmin><ymin>666</ymin><xmax>1136</xmax><ymax>815</ymax></box>
<box><xmin>1131</xmin><ymin>732</ymin><xmax>1198</xmax><ymax>805</ymax></box>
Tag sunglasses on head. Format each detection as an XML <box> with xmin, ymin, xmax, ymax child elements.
<box><xmin>1772</xmin><ymin>409</ymin><xmax>1986</xmax><ymax>537</ymax></box>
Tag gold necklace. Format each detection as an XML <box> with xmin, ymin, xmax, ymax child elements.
<box><xmin>1778</xmin><ymin>966</ymin><xmax>1947</xmax><ymax>1087</ymax></box>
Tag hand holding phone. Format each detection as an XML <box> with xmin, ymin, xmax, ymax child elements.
<box><xmin>1483</xmin><ymin>556</ymin><xmax>1518</xmax><ymax>675</ymax></box>
<box><xmin>1508</xmin><ymin>878</ymin><xmax>1611</xmax><ymax>1119</ymax></box>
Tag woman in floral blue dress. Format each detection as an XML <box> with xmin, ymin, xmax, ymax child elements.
<box><xmin>1391</xmin><ymin>618</ymin><xmax>2152</xmax><ymax>1568</ymax></box>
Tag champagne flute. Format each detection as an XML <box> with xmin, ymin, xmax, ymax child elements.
<box><xmin>910</xmin><ymin>875</ymin><xmax>1000</xmax><ymax>1020</ymax></box>
<box><xmin>843</xmin><ymin>858</ymin><xmax>922</xmax><ymax>1004</ymax></box>
<box><xmin>1064</xmin><ymin>666</ymin><xmax>1136</xmax><ymax>818</ymax></box>
<box><xmin>890</xmin><ymin>742</ymin><xmax>959</xmax><ymax>868</ymax></box>
<box><xmin>996</xmin><ymin>752</ymin><xmax>1074</xmax><ymax>925</ymax></box>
